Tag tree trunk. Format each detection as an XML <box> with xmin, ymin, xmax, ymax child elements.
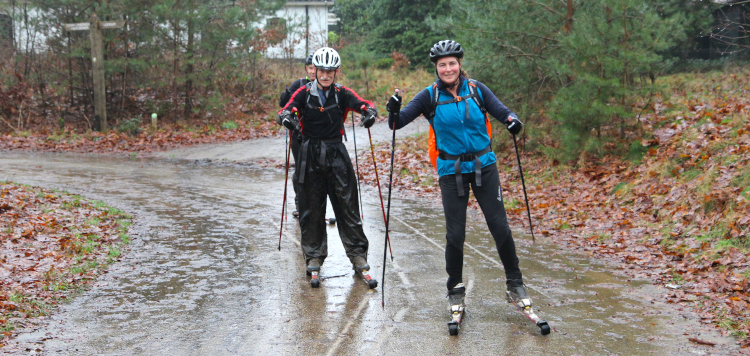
<box><xmin>184</xmin><ymin>0</ymin><xmax>195</xmax><ymax>118</ymax></box>
<box><xmin>564</xmin><ymin>0</ymin><xmax>574</xmax><ymax>33</ymax></box>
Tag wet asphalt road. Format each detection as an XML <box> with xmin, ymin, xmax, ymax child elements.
<box><xmin>0</xmin><ymin>121</ymin><xmax>741</xmax><ymax>355</ymax></box>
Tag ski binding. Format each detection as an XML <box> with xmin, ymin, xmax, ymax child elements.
<box><xmin>447</xmin><ymin>304</ymin><xmax>465</xmax><ymax>335</ymax></box>
<box><xmin>506</xmin><ymin>291</ymin><xmax>550</xmax><ymax>335</ymax></box>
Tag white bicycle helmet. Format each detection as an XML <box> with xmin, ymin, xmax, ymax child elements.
<box><xmin>312</xmin><ymin>47</ymin><xmax>341</xmax><ymax>70</ymax></box>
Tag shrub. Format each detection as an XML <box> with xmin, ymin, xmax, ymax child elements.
<box><xmin>117</xmin><ymin>118</ymin><xmax>142</xmax><ymax>135</ymax></box>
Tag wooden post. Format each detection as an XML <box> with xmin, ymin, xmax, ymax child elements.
<box><xmin>89</xmin><ymin>14</ymin><xmax>107</xmax><ymax>131</ymax></box>
<box><xmin>66</xmin><ymin>16</ymin><xmax>123</xmax><ymax>132</ymax></box>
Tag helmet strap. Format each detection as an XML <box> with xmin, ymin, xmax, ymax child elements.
<box><xmin>435</xmin><ymin>67</ymin><xmax>460</xmax><ymax>90</ymax></box>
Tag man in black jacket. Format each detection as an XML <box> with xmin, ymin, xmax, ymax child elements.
<box><xmin>277</xmin><ymin>47</ymin><xmax>379</xmax><ymax>284</ymax></box>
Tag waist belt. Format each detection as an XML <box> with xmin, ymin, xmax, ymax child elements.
<box><xmin>298</xmin><ymin>136</ymin><xmax>343</xmax><ymax>183</ymax></box>
<box><xmin>438</xmin><ymin>146</ymin><xmax>491</xmax><ymax>197</ymax></box>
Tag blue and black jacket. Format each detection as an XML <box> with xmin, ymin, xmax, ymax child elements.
<box><xmin>388</xmin><ymin>76</ymin><xmax>516</xmax><ymax>178</ymax></box>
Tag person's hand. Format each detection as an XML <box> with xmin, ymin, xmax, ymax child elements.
<box><xmin>360</xmin><ymin>105</ymin><xmax>378</xmax><ymax>128</ymax></box>
<box><xmin>386</xmin><ymin>90</ymin><xmax>401</xmax><ymax>113</ymax></box>
<box><xmin>278</xmin><ymin>109</ymin><xmax>299</xmax><ymax>131</ymax></box>
<box><xmin>506</xmin><ymin>116</ymin><xmax>523</xmax><ymax>135</ymax></box>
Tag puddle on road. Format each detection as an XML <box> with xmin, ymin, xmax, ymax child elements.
<box><xmin>0</xmin><ymin>152</ymin><xmax>739</xmax><ymax>355</ymax></box>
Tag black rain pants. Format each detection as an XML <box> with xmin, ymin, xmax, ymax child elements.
<box><xmin>439</xmin><ymin>163</ymin><xmax>522</xmax><ymax>291</ymax></box>
<box><xmin>291</xmin><ymin>129</ymin><xmax>300</xmax><ymax>210</ymax></box>
<box><xmin>294</xmin><ymin>138</ymin><xmax>368</xmax><ymax>264</ymax></box>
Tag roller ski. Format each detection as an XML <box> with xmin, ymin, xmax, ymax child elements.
<box><xmin>307</xmin><ymin>258</ymin><xmax>322</xmax><ymax>288</ymax></box>
<box><xmin>506</xmin><ymin>279</ymin><xmax>550</xmax><ymax>335</ymax></box>
<box><xmin>447</xmin><ymin>283</ymin><xmax>466</xmax><ymax>335</ymax></box>
<box><xmin>352</xmin><ymin>256</ymin><xmax>378</xmax><ymax>289</ymax></box>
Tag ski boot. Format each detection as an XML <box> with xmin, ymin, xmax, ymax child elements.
<box><xmin>447</xmin><ymin>283</ymin><xmax>466</xmax><ymax>335</ymax></box>
<box><xmin>505</xmin><ymin>279</ymin><xmax>550</xmax><ymax>335</ymax></box>
<box><xmin>307</xmin><ymin>258</ymin><xmax>322</xmax><ymax>288</ymax></box>
<box><xmin>506</xmin><ymin>279</ymin><xmax>531</xmax><ymax>307</ymax></box>
<box><xmin>351</xmin><ymin>256</ymin><xmax>378</xmax><ymax>289</ymax></box>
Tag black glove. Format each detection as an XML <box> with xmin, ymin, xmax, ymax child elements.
<box><xmin>386</xmin><ymin>92</ymin><xmax>402</xmax><ymax>113</ymax></box>
<box><xmin>277</xmin><ymin>110</ymin><xmax>299</xmax><ymax>131</ymax></box>
<box><xmin>360</xmin><ymin>106</ymin><xmax>378</xmax><ymax>128</ymax></box>
<box><xmin>506</xmin><ymin>116</ymin><xmax>523</xmax><ymax>135</ymax></box>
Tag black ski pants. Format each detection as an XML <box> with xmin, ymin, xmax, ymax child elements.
<box><xmin>290</xmin><ymin>129</ymin><xmax>300</xmax><ymax>210</ymax></box>
<box><xmin>439</xmin><ymin>163</ymin><xmax>522</xmax><ymax>291</ymax></box>
<box><xmin>295</xmin><ymin>139</ymin><xmax>368</xmax><ymax>264</ymax></box>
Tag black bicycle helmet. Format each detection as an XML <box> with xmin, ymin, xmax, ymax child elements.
<box><xmin>429</xmin><ymin>40</ymin><xmax>464</xmax><ymax>63</ymax></box>
<box><xmin>305</xmin><ymin>54</ymin><xmax>314</xmax><ymax>65</ymax></box>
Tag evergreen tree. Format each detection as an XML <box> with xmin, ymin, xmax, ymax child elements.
<box><xmin>335</xmin><ymin>0</ymin><xmax>452</xmax><ymax>68</ymax></box>
<box><xmin>449</xmin><ymin>0</ymin><xmax>687</xmax><ymax>161</ymax></box>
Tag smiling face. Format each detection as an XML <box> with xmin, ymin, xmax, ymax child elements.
<box><xmin>305</xmin><ymin>64</ymin><xmax>316</xmax><ymax>79</ymax></box>
<box><xmin>435</xmin><ymin>56</ymin><xmax>460</xmax><ymax>86</ymax></box>
<box><xmin>316</xmin><ymin>68</ymin><xmax>338</xmax><ymax>88</ymax></box>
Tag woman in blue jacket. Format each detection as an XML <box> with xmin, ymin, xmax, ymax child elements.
<box><xmin>386</xmin><ymin>40</ymin><xmax>529</xmax><ymax>310</ymax></box>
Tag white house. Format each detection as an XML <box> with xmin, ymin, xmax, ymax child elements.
<box><xmin>264</xmin><ymin>0</ymin><xmax>338</xmax><ymax>59</ymax></box>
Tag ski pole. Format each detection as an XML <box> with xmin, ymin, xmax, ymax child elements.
<box><xmin>367</xmin><ymin>125</ymin><xmax>394</xmax><ymax>261</ymax></box>
<box><xmin>512</xmin><ymin>133</ymin><xmax>536</xmax><ymax>243</ymax></box>
<box><xmin>278</xmin><ymin>108</ymin><xmax>297</xmax><ymax>250</ymax></box>
<box><xmin>351</xmin><ymin>112</ymin><xmax>364</xmax><ymax>219</ymax></box>
<box><xmin>284</xmin><ymin>129</ymin><xmax>289</xmax><ymax>223</ymax></box>
<box><xmin>381</xmin><ymin>90</ymin><xmax>398</xmax><ymax>306</ymax></box>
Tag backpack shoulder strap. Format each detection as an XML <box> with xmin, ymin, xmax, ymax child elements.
<box><xmin>305</xmin><ymin>82</ymin><xmax>313</xmax><ymax>107</ymax></box>
<box><xmin>427</xmin><ymin>83</ymin><xmax>439</xmax><ymax>121</ymax></box>
<box><xmin>467</xmin><ymin>79</ymin><xmax>486</xmax><ymax>114</ymax></box>
<box><xmin>334</xmin><ymin>83</ymin><xmax>343</xmax><ymax>109</ymax></box>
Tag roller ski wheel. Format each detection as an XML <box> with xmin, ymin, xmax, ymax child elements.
<box><xmin>447</xmin><ymin>284</ymin><xmax>466</xmax><ymax>335</ymax></box>
<box><xmin>352</xmin><ymin>256</ymin><xmax>378</xmax><ymax>289</ymax></box>
<box><xmin>310</xmin><ymin>272</ymin><xmax>320</xmax><ymax>288</ymax></box>
<box><xmin>292</xmin><ymin>210</ymin><xmax>299</xmax><ymax>219</ymax></box>
<box><xmin>538</xmin><ymin>320</ymin><xmax>551</xmax><ymax>335</ymax></box>
<box><xmin>448</xmin><ymin>323</ymin><xmax>458</xmax><ymax>336</ymax></box>
<box><xmin>506</xmin><ymin>290</ymin><xmax>550</xmax><ymax>336</ymax></box>
<box><xmin>307</xmin><ymin>258</ymin><xmax>322</xmax><ymax>288</ymax></box>
<box><xmin>325</xmin><ymin>217</ymin><xmax>336</xmax><ymax>225</ymax></box>
<box><xmin>356</xmin><ymin>268</ymin><xmax>378</xmax><ymax>289</ymax></box>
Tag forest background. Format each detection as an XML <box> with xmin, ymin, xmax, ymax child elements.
<box><xmin>1</xmin><ymin>0</ymin><xmax>750</xmax><ymax>348</ymax></box>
